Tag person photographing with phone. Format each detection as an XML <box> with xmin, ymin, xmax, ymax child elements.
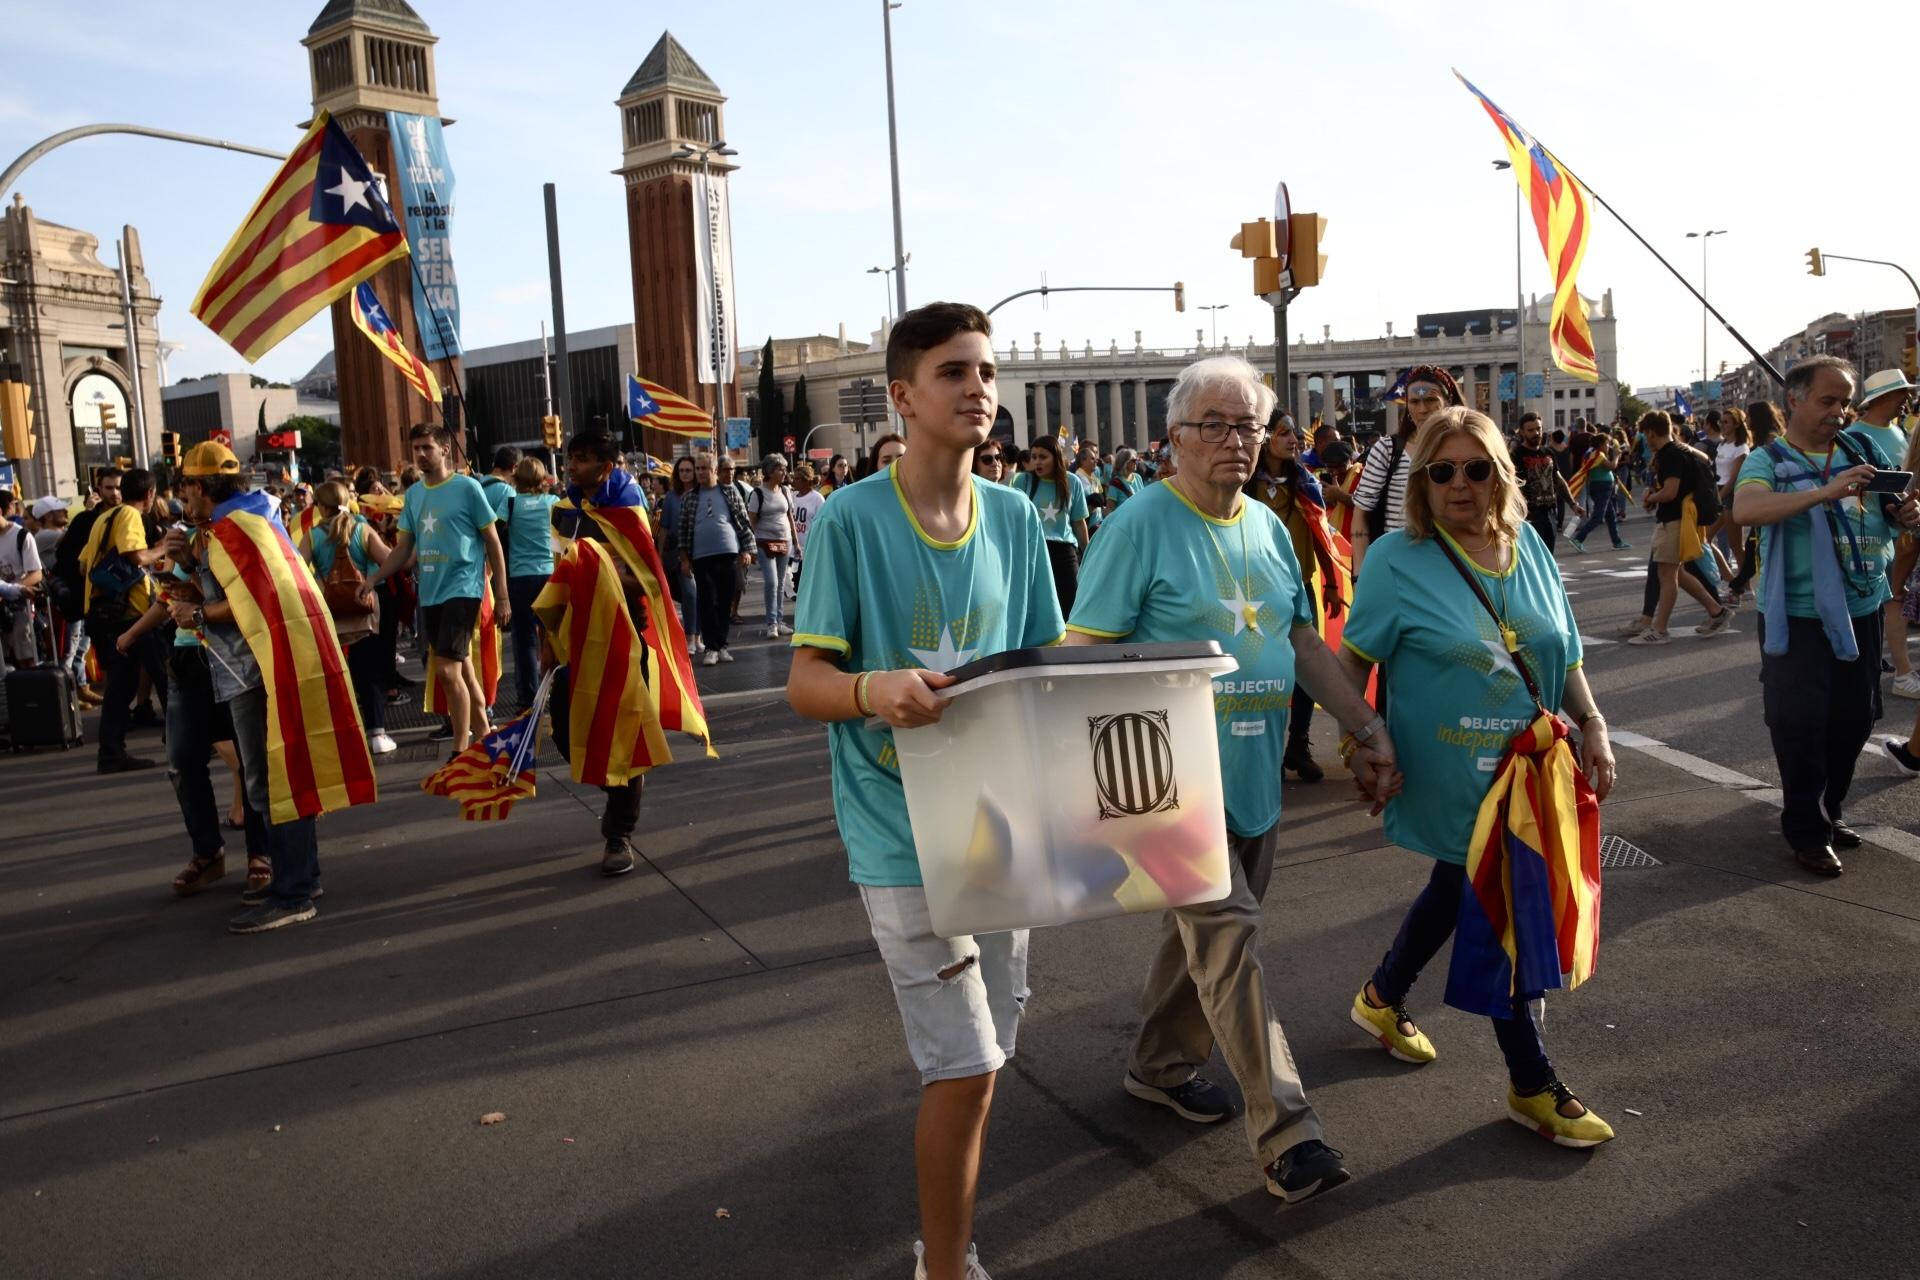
<box><xmin>1732</xmin><ymin>356</ymin><xmax>1920</xmax><ymax>876</ymax></box>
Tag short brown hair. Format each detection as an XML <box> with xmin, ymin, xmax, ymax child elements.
<box><xmin>1637</xmin><ymin>410</ymin><xmax>1672</xmax><ymax>437</ymax></box>
<box><xmin>886</xmin><ymin>301</ymin><xmax>992</xmax><ymax>384</ymax></box>
<box><xmin>408</xmin><ymin>421</ymin><xmax>452</xmax><ymax>448</ymax></box>
<box><xmin>512</xmin><ymin>456</ymin><xmax>547</xmax><ymax>492</ymax></box>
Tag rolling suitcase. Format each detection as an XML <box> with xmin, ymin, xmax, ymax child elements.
<box><xmin>5</xmin><ymin>602</ymin><xmax>84</xmax><ymax>751</ymax></box>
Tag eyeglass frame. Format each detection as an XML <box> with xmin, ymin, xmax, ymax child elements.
<box><xmin>1173</xmin><ymin>419</ymin><xmax>1268</xmax><ymax>444</ymax></box>
<box><xmin>1419</xmin><ymin>458</ymin><xmax>1495</xmax><ymax>485</ymax></box>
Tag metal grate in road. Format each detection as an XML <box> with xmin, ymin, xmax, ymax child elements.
<box><xmin>1599</xmin><ymin>835</ymin><xmax>1661</xmax><ymax>869</ymax></box>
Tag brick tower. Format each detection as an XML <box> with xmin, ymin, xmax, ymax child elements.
<box><xmin>617</xmin><ymin>33</ymin><xmax>741</xmax><ymax>457</ymax></box>
<box><xmin>303</xmin><ymin>0</ymin><xmax>459</xmax><ymax>471</ymax></box>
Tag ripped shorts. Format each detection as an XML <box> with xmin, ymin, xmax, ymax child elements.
<box><xmin>858</xmin><ymin>883</ymin><xmax>1030</xmax><ymax>1085</ymax></box>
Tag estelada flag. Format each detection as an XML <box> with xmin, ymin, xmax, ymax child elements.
<box><xmin>350</xmin><ymin>281</ymin><xmax>441</xmax><ymax>405</ymax></box>
<box><xmin>192</xmin><ymin>112</ymin><xmax>410</xmax><ymax>364</ymax></box>
<box><xmin>534</xmin><ymin>539</ymin><xmax>670</xmax><ymax>786</ymax></box>
<box><xmin>1565</xmin><ymin>450</ymin><xmax>1601</xmax><ymax>501</ymax></box>
<box><xmin>629</xmin><ymin>374</ymin><xmax>715</xmax><ymax>440</ymax></box>
<box><xmin>569</xmin><ymin>469</ymin><xmax>713</xmax><ymax>757</ymax></box>
<box><xmin>203</xmin><ymin>490</ymin><xmax>377</xmax><ymax>823</ymax></box>
<box><xmin>422</xmin><ymin>575</ymin><xmax>502</xmax><ymax>715</ymax></box>
<box><xmin>1444</xmin><ymin>712</ymin><xmax>1601</xmax><ymax>1018</ymax></box>
<box><xmin>422</xmin><ymin>670</ymin><xmax>554</xmax><ymax>820</ymax></box>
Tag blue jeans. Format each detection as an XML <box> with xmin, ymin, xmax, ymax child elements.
<box><xmin>167</xmin><ymin>648</ymin><xmax>264</xmax><ymax>860</ymax></box>
<box><xmin>227</xmin><ymin>684</ymin><xmax>320</xmax><ymax>908</ymax></box>
<box><xmin>1572</xmin><ymin>479</ymin><xmax>1623</xmax><ymax>546</ymax></box>
<box><xmin>1371</xmin><ymin>860</ymin><xmax>1553</xmax><ymax>1092</ymax></box>
<box><xmin>506</xmin><ymin>574</ymin><xmax>548</xmax><ymax>706</ymax></box>
<box><xmin>758</xmin><ymin>547</ymin><xmax>789</xmax><ymax>628</ymax></box>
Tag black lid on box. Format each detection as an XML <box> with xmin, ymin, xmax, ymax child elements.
<box><xmin>943</xmin><ymin>641</ymin><xmax>1225</xmax><ymax>685</ymax></box>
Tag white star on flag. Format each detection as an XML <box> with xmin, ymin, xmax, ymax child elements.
<box><xmin>326</xmin><ymin>167</ymin><xmax>373</xmax><ymax>214</ymax></box>
<box><xmin>909</xmin><ymin>624</ymin><xmax>979</xmax><ymax>673</ymax></box>
<box><xmin>1219</xmin><ymin>585</ymin><xmax>1265</xmax><ymax>636</ymax></box>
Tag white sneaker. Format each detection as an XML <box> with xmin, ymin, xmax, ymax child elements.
<box><xmin>1892</xmin><ymin>672</ymin><xmax>1920</xmax><ymax>699</ymax></box>
<box><xmin>913</xmin><ymin>1240</ymin><xmax>991</xmax><ymax>1280</ymax></box>
<box><xmin>693</xmin><ymin>638</ymin><xmax>705</xmax><ymax>654</ymax></box>
<box><xmin>778</xmin><ymin>623</ymin><xmax>793</xmax><ymax>636</ymax></box>
<box><xmin>766</xmin><ymin>624</ymin><xmax>781</xmax><ymax>640</ymax></box>
<box><xmin>1616</xmin><ymin>617</ymin><xmax>1653</xmax><ymax>638</ymax></box>
<box><xmin>1626</xmin><ymin>629</ymin><xmax>1672</xmax><ymax>646</ymax></box>
<box><xmin>718</xmin><ymin>648</ymin><xmax>735</xmax><ymax>663</ymax></box>
<box><xmin>702</xmin><ymin>650</ymin><xmax>721</xmax><ymax>667</ymax></box>
<box><xmin>1694</xmin><ymin>607</ymin><xmax>1734</xmax><ymax>636</ymax></box>
<box><xmin>367</xmin><ymin>732</ymin><xmax>397</xmax><ymax>755</ymax></box>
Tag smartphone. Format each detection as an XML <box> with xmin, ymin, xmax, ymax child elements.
<box><xmin>1866</xmin><ymin>470</ymin><xmax>1913</xmax><ymax>494</ymax></box>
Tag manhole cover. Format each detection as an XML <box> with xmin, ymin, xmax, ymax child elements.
<box><xmin>1600</xmin><ymin>835</ymin><xmax>1661</xmax><ymax>869</ymax></box>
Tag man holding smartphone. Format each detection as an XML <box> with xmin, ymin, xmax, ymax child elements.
<box><xmin>1733</xmin><ymin>356</ymin><xmax>1920</xmax><ymax>875</ymax></box>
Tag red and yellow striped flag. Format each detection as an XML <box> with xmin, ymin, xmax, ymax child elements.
<box><xmin>422</xmin><ymin>576</ymin><xmax>502</xmax><ymax>716</ymax></box>
<box><xmin>204</xmin><ymin>492</ymin><xmax>377</xmax><ymax>823</ymax></box>
<box><xmin>629</xmin><ymin>374</ymin><xmax>716</xmax><ymax>439</ymax></box>
<box><xmin>534</xmin><ymin>539</ymin><xmax>669</xmax><ymax>786</ymax></box>
<box><xmin>191</xmin><ymin>112</ymin><xmax>411</xmax><ymax>363</ymax></box>
<box><xmin>350</xmin><ymin>281</ymin><xmax>441</xmax><ymax>405</ymax></box>
<box><xmin>1565</xmin><ymin>450</ymin><xmax>1601</xmax><ymax>501</ymax></box>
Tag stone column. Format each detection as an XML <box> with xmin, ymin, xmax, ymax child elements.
<box><xmin>1082</xmin><ymin>379</ymin><xmax>1099</xmax><ymax>445</ymax></box>
<box><xmin>1293</xmin><ymin>373</ymin><xmax>1311</xmax><ymax>427</ymax></box>
<box><xmin>1004</xmin><ymin>380</ymin><xmax>1028</xmax><ymax>446</ymax></box>
<box><xmin>1105</xmin><ymin>380</ymin><xmax>1122</xmax><ymax>451</ymax></box>
<box><xmin>1132</xmin><ymin>379</ymin><xmax>1150</xmax><ymax>450</ymax></box>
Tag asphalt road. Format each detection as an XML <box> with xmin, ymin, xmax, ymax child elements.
<box><xmin>4</xmin><ymin>528</ymin><xmax>1918</xmax><ymax>1280</ymax></box>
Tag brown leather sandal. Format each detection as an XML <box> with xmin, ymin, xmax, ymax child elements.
<box><xmin>173</xmin><ymin>854</ymin><xmax>227</xmax><ymax>897</ymax></box>
<box><xmin>245</xmin><ymin>856</ymin><xmax>272</xmax><ymax>892</ymax></box>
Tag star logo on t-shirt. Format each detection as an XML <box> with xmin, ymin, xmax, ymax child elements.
<box><xmin>909</xmin><ymin>624</ymin><xmax>978</xmax><ymax>673</ymax></box>
<box><xmin>1480</xmin><ymin>637</ymin><xmax>1522</xmax><ymax>680</ymax></box>
<box><xmin>1219</xmin><ymin>584</ymin><xmax>1266</xmax><ymax>636</ymax></box>
<box><xmin>1039</xmin><ymin>501</ymin><xmax>1061</xmax><ymax>524</ymax></box>
<box><xmin>420</xmin><ymin>509</ymin><xmax>438</xmax><ymax>536</ymax></box>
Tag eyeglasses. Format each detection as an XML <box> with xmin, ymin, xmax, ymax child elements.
<box><xmin>1421</xmin><ymin>458</ymin><xmax>1495</xmax><ymax>484</ymax></box>
<box><xmin>978</xmin><ymin>453</ymin><xmax>1002</xmax><ymax>463</ymax></box>
<box><xmin>1176</xmin><ymin>420</ymin><xmax>1267</xmax><ymax>444</ymax></box>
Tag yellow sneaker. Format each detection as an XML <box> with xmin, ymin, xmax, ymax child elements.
<box><xmin>1349</xmin><ymin>990</ymin><xmax>1437</xmax><ymax>1064</ymax></box>
<box><xmin>1507</xmin><ymin>1081</ymin><xmax>1615</xmax><ymax>1148</ymax></box>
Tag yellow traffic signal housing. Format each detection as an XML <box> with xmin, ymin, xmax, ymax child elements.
<box><xmin>1288</xmin><ymin>213</ymin><xmax>1328</xmax><ymax>288</ymax></box>
<box><xmin>1253</xmin><ymin>257</ymin><xmax>1286</xmax><ymax>295</ymax></box>
<box><xmin>542</xmin><ymin>414</ymin><xmax>563</xmax><ymax>449</ymax></box>
<box><xmin>0</xmin><ymin>381</ymin><xmax>34</xmax><ymax>460</ymax></box>
<box><xmin>1903</xmin><ymin>344</ymin><xmax>1918</xmax><ymax>380</ymax></box>
<box><xmin>1173</xmin><ymin>281</ymin><xmax>1185</xmax><ymax>312</ymax></box>
<box><xmin>1233</xmin><ymin>219</ymin><xmax>1279</xmax><ymax>260</ymax></box>
<box><xmin>1806</xmin><ymin>248</ymin><xmax>1825</xmax><ymax>277</ymax></box>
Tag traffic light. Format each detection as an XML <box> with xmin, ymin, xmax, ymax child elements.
<box><xmin>159</xmin><ymin>430</ymin><xmax>179</xmax><ymax>466</ymax></box>
<box><xmin>1288</xmin><ymin>213</ymin><xmax>1328</xmax><ymax>288</ymax></box>
<box><xmin>0</xmin><ymin>380</ymin><xmax>33</xmax><ymax>460</ymax></box>
<box><xmin>1172</xmin><ymin>281</ymin><xmax>1185</xmax><ymax>313</ymax></box>
<box><xmin>542</xmin><ymin>414</ymin><xmax>563</xmax><ymax>449</ymax></box>
<box><xmin>1904</xmin><ymin>345</ymin><xmax>1918</xmax><ymax>380</ymax></box>
<box><xmin>99</xmin><ymin>403</ymin><xmax>118</xmax><ymax>432</ymax></box>
<box><xmin>1806</xmin><ymin>247</ymin><xmax>1825</xmax><ymax>277</ymax></box>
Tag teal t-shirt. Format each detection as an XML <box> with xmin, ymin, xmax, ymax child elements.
<box><xmin>1737</xmin><ymin>440</ymin><xmax>1894</xmax><ymax>618</ymax></box>
<box><xmin>793</xmin><ymin>468</ymin><xmax>1066</xmax><ymax>887</ymax></box>
<box><xmin>1342</xmin><ymin>524</ymin><xmax>1582</xmax><ymax>864</ymax></box>
<box><xmin>1845</xmin><ymin>421</ymin><xmax>1908</xmax><ymax>470</ymax></box>
<box><xmin>1067</xmin><ymin>481</ymin><xmax>1315</xmax><ymax>839</ymax></box>
<box><xmin>1106</xmin><ymin>472</ymin><xmax>1143</xmax><ymax>512</ymax></box>
<box><xmin>1011</xmin><ymin>470</ymin><xmax>1089</xmax><ymax>543</ymax></box>
<box><xmin>505</xmin><ymin>493</ymin><xmax>560</xmax><ymax>578</ymax></box>
<box><xmin>399</xmin><ymin>474</ymin><xmax>498</xmax><ymax>606</ymax></box>
<box><xmin>479</xmin><ymin>475</ymin><xmax>515</xmax><ymax>525</ymax></box>
<box><xmin>308</xmin><ymin>515</ymin><xmax>374</xmax><ymax>581</ymax></box>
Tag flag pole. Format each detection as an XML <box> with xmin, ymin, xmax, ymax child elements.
<box><xmin>403</xmin><ymin>251</ymin><xmax>477</xmax><ymax>458</ymax></box>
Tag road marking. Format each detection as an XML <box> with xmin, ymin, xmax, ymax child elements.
<box><xmin>700</xmin><ymin>684</ymin><xmax>790</xmax><ymax>704</ymax></box>
<box><xmin>1609</xmin><ymin>729</ymin><xmax>1920</xmax><ymax>865</ymax></box>
<box><xmin>1579</xmin><ymin>634</ymin><xmax>1615</xmax><ymax>646</ymax></box>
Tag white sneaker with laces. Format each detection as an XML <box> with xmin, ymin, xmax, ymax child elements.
<box><xmin>367</xmin><ymin>731</ymin><xmax>397</xmax><ymax>755</ymax></box>
<box><xmin>766</xmin><ymin>624</ymin><xmax>781</xmax><ymax>640</ymax></box>
<box><xmin>1695</xmin><ymin>608</ymin><xmax>1734</xmax><ymax>636</ymax></box>
<box><xmin>1892</xmin><ymin>672</ymin><xmax>1920</xmax><ymax>699</ymax></box>
<box><xmin>718</xmin><ymin>648</ymin><xmax>735</xmax><ymax>663</ymax></box>
<box><xmin>778</xmin><ymin>623</ymin><xmax>793</xmax><ymax>636</ymax></box>
<box><xmin>1616</xmin><ymin>617</ymin><xmax>1653</xmax><ymax>638</ymax></box>
<box><xmin>1626</xmin><ymin>629</ymin><xmax>1672</xmax><ymax>646</ymax></box>
<box><xmin>913</xmin><ymin>1240</ymin><xmax>991</xmax><ymax>1280</ymax></box>
<box><xmin>702</xmin><ymin>650</ymin><xmax>721</xmax><ymax>667</ymax></box>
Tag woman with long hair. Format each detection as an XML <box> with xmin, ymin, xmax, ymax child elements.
<box><xmin>1071</xmin><ymin>444</ymin><xmax>1107</xmax><ymax>535</ymax></box>
<box><xmin>678</xmin><ymin>452</ymin><xmax>757</xmax><ymax>665</ymax></box>
<box><xmin>1010</xmin><ymin>433</ymin><xmax>1088</xmax><ymax>612</ymax></box>
<box><xmin>748</xmin><ymin>454</ymin><xmax>799</xmax><ymax>638</ymax></box>
<box><xmin>503</xmin><ymin>457</ymin><xmax>560</xmax><ymax>706</ymax></box>
<box><xmin>299</xmin><ymin>480</ymin><xmax>395</xmax><ymax>755</ymax></box>
<box><xmin>661</xmin><ymin>454</ymin><xmax>701</xmax><ymax>653</ymax></box>
<box><xmin>861</xmin><ymin>432</ymin><xmax>906</xmax><ymax>480</ymax></box>
<box><xmin>822</xmin><ymin>454</ymin><xmax>852</xmax><ymax>494</ymax></box>
<box><xmin>1350</xmin><ymin>364</ymin><xmax>1464</xmax><ymax>576</ymax></box>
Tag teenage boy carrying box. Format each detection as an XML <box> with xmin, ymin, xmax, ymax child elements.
<box><xmin>787</xmin><ymin>302</ymin><xmax>1063</xmax><ymax>1280</ymax></box>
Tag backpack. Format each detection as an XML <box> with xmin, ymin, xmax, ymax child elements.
<box><xmin>48</xmin><ymin>506</ymin><xmax>102</xmax><ymax>621</ymax></box>
<box><xmin>1363</xmin><ymin>434</ymin><xmax>1407</xmax><ymax>540</ymax></box>
<box><xmin>1684</xmin><ymin>447</ymin><xmax>1723</xmax><ymax>524</ymax></box>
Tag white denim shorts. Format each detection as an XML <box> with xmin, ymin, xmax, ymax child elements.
<box><xmin>858</xmin><ymin>883</ymin><xmax>1030</xmax><ymax>1085</ymax></box>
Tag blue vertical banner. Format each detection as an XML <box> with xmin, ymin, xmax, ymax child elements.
<box><xmin>387</xmin><ymin>111</ymin><xmax>460</xmax><ymax>360</ymax></box>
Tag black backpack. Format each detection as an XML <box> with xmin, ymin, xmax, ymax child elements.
<box><xmin>1363</xmin><ymin>434</ymin><xmax>1407</xmax><ymax>541</ymax></box>
<box><xmin>48</xmin><ymin>506</ymin><xmax>103</xmax><ymax>622</ymax></box>
<box><xmin>1686</xmin><ymin>448</ymin><xmax>1723</xmax><ymax>524</ymax></box>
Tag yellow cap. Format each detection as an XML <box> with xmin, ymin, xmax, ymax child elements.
<box><xmin>181</xmin><ymin>440</ymin><xmax>241</xmax><ymax>477</ymax></box>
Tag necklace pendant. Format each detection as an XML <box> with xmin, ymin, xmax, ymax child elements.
<box><xmin>1244</xmin><ymin>604</ymin><xmax>1260</xmax><ymax>629</ymax></box>
<box><xmin>1501</xmin><ymin>624</ymin><xmax>1520</xmax><ymax>654</ymax></box>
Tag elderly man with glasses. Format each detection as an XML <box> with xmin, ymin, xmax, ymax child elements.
<box><xmin>1064</xmin><ymin>355</ymin><xmax>1400</xmax><ymax>1207</ymax></box>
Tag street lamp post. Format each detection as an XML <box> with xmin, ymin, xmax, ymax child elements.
<box><xmin>880</xmin><ymin>0</ymin><xmax>909</xmax><ymax>317</ymax></box>
<box><xmin>1198</xmin><ymin>303</ymin><xmax>1228</xmax><ymax>349</ymax></box>
<box><xmin>867</xmin><ymin>265</ymin><xmax>894</xmax><ymax>327</ymax></box>
<box><xmin>674</xmin><ymin>141</ymin><xmax>739</xmax><ymax>449</ymax></box>
<box><xmin>1686</xmin><ymin>230</ymin><xmax>1727</xmax><ymax>404</ymax></box>
<box><xmin>1493</xmin><ymin>160</ymin><xmax>1525</xmax><ymax>422</ymax></box>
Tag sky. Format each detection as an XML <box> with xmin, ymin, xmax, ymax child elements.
<box><xmin>6</xmin><ymin>0</ymin><xmax>1917</xmax><ymax>394</ymax></box>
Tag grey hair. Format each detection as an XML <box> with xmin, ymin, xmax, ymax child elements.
<box><xmin>1165</xmin><ymin>355</ymin><xmax>1277</xmax><ymax>432</ymax></box>
<box><xmin>760</xmin><ymin>453</ymin><xmax>789</xmax><ymax>472</ymax></box>
<box><xmin>1112</xmin><ymin>446</ymin><xmax>1138</xmax><ymax>472</ymax></box>
<box><xmin>1784</xmin><ymin>354</ymin><xmax>1856</xmax><ymax>400</ymax></box>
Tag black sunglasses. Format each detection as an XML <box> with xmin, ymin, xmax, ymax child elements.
<box><xmin>1421</xmin><ymin>458</ymin><xmax>1495</xmax><ymax>484</ymax></box>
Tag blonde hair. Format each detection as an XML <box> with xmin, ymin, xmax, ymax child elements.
<box><xmin>513</xmin><ymin>456</ymin><xmax>547</xmax><ymax>492</ymax></box>
<box><xmin>313</xmin><ymin>480</ymin><xmax>357</xmax><ymax>551</ymax></box>
<box><xmin>1401</xmin><ymin>407</ymin><xmax>1526</xmax><ymax>544</ymax></box>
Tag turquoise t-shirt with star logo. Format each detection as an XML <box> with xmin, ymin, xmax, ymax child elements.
<box><xmin>793</xmin><ymin>467</ymin><xmax>1066</xmax><ymax>887</ymax></box>
<box><xmin>1341</xmin><ymin>524</ymin><xmax>1582</xmax><ymax>865</ymax></box>
<box><xmin>1066</xmin><ymin>480</ymin><xmax>1315</xmax><ymax>839</ymax></box>
<box><xmin>1737</xmin><ymin>440</ymin><xmax>1895</xmax><ymax>618</ymax></box>
<box><xmin>1010</xmin><ymin>470</ymin><xmax>1090</xmax><ymax>543</ymax></box>
<box><xmin>399</xmin><ymin>473</ymin><xmax>498</xmax><ymax>606</ymax></box>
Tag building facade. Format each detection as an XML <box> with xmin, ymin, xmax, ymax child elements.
<box><xmin>0</xmin><ymin>199</ymin><xmax>163</xmax><ymax>499</ymax></box>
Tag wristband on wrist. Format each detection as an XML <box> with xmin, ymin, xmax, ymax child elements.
<box><xmin>1351</xmin><ymin>714</ymin><xmax>1385</xmax><ymax>744</ymax></box>
<box><xmin>855</xmin><ymin>671</ymin><xmax>875</xmax><ymax>718</ymax></box>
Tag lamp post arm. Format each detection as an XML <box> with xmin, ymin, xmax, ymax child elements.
<box><xmin>2</xmin><ymin>124</ymin><xmax>285</xmax><ymax>203</ymax></box>
<box><xmin>985</xmin><ymin>284</ymin><xmax>1181</xmax><ymax>316</ymax></box>
<box><xmin>1821</xmin><ymin>254</ymin><xmax>1920</xmax><ymax>304</ymax></box>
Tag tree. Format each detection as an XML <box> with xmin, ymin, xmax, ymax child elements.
<box><xmin>1616</xmin><ymin>382</ymin><xmax>1651</xmax><ymax>427</ymax></box>
<box><xmin>754</xmin><ymin>338</ymin><xmax>786</xmax><ymax>458</ymax></box>
<box><xmin>787</xmin><ymin>376</ymin><xmax>813</xmax><ymax>453</ymax></box>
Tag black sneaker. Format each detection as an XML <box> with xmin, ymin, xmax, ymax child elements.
<box><xmin>600</xmin><ymin>840</ymin><xmax>638</xmax><ymax>877</ymax></box>
<box><xmin>1265</xmin><ymin>1139</ymin><xmax>1351</xmax><ymax>1206</ymax></box>
<box><xmin>1283</xmin><ymin>747</ymin><xmax>1324</xmax><ymax>783</ymax></box>
<box><xmin>1884</xmin><ymin>739</ymin><xmax>1920</xmax><ymax>776</ymax></box>
<box><xmin>1123</xmin><ymin>1071</ymin><xmax>1232</xmax><ymax>1124</ymax></box>
<box><xmin>427</xmin><ymin>721</ymin><xmax>454</xmax><ymax>743</ymax></box>
<box><xmin>97</xmin><ymin>754</ymin><xmax>157</xmax><ymax>775</ymax></box>
<box><xmin>227</xmin><ymin>901</ymin><xmax>319</xmax><ymax>934</ymax></box>
<box><xmin>240</xmin><ymin>883</ymin><xmax>324</xmax><ymax>907</ymax></box>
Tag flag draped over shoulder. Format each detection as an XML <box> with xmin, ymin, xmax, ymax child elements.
<box><xmin>351</xmin><ymin>281</ymin><xmax>442</xmax><ymax>405</ymax></box>
<box><xmin>1445</xmin><ymin>712</ymin><xmax>1601</xmax><ymax>1018</ymax></box>
<box><xmin>572</xmin><ymin>469</ymin><xmax>714</xmax><ymax>757</ymax></box>
<box><xmin>534</xmin><ymin>538</ymin><xmax>669</xmax><ymax>786</ymax></box>
<box><xmin>1455</xmin><ymin>71</ymin><xmax>1601</xmax><ymax>384</ymax></box>
<box><xmin>191</xmin><ymin>112</ymin><xmax>410</xmax><ymax>364</ymax></box>
<box><xmin>629</xmin><ymin>374</ymin><xmax>714</xmax><ymax>439</ymax></box>
<box><xmin>422</xmin><ymin>576</ymin><xmax>501</xmax><ymax>714</ymax></box>
<box><xmin>423</xmin><ymin>669</ymin><xmax>554</xmax><ymax>820</ymax></box>
<box><xmin>1565</xmin><ymin>450</ymin><xmax>1600</xmax><ymax>501</ymax></box>
<box><xmin>204</xmin><ymin>491</ymin><xmax>377</xmax><ymax>823</ymax></box>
